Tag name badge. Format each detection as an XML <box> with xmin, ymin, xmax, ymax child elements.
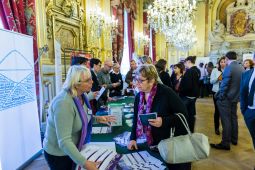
<box><xmin>88</xmin><ymin>109</ymin><xmax>93</xmax><ymax>115</ymax></box>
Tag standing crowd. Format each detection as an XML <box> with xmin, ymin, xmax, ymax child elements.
<box><xmin>43</xmin><ymin>51</ymin><xmax>255</xmax><ymax>170</ymax></box>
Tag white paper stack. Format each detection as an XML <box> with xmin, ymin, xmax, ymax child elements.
<box><xmin>113</xmin><ymin>131</ymin><xmax>146</xmax><ymax>147</ymax></box>
<box><xmin>121</xmin><ymin>151</ymin><xmax>166</xmax><ymax>170</ymax></box>
<box><xmin>92</xmin><ymin>127</ymin><xmax>112</xmax><ymax>134</ymax></box>
<box><xmin>77</xmin><ymin>144</ymin><xmax>117</xmax><ymax>170</ymax></box>
<box><xmin>109</xmin><ymin>105</ymin><xmax>123</xmax><ymax>126</ymax></box>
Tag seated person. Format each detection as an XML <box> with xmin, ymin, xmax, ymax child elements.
<box><xmin>110</xmin><ymin>63</ymin><xmax>123</xmax><ymax>97</ymax></box>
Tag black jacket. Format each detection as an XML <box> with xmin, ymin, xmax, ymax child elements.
<box><xmin>130</xmin><ymin>83</ymin><xmax>188</xmax><ymax>145</ymax></box>
<box><xmin>91</xmin><ymin>70</ymin><xmax>100</xmax><ymax>91</ymax></box>
<box><xmin>110</xmin><ymin>72</ymin><xmax>123</xmax><ymax>97</ymax></box>
<box><xmin>179</xmin><ymin>66</ymin><xmax>201</xmax><ymax>97</ymax></box>
<box><xmin>159</xmin><ymin>71</ymin><xmax>172</xmax><ymax>88</ymax></box>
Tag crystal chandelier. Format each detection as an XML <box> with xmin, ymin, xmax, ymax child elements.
<box><xmin>147</xmin><ymin>0</ymin><xmax>196</xmax><ymax>33</ymax></box>
<box><xmin>135</xmin><ymin>32</ymin><xmax>150</xmax><ymax>48</ymax></box>
<box><xmin>166</xmin><ymin>21</ymin><xmax>197</xmax><ymax>51</ymax></box>
<box><xmin>147</xmin><ymin>0</ymin><xmax>197</xmax><ymax>51</ymax></box>
<box><xmin>87</xmin><ymin>0</ymin><xmax>118</xmax><ymax>39</ymax></box>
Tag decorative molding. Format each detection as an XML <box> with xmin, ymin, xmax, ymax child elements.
<box><xmin>230</xmin><ymin>10</ymin><xmax>249</xmax><ymax>37</ymax></box>
<box><xmin>46</xmin><ymin>0</ymin><xmax>55</xmax><ymax>39</ymax></box>
<box><xmin>61</xmin><ymin>0</ymin><xmax>76</xmax><ymax>17</ymax></box>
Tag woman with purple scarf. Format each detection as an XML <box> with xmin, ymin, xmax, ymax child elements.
<box><xmin>128</xmin><ymin>64</ymin><xmax>191</xmax><ymax>170</ymax></box>
<box><xmin>43</xmin><ymin>65</ymin><xmax>115</xmax><ymax>170</ymax></box>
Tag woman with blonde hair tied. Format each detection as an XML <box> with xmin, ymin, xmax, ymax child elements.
<box><xmin>43</xmin><ymin>65</ymin><xmax>115</xmax><ymax>170</ymax></box>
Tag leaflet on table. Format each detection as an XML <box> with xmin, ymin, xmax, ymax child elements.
<box><xmin>77</xmin><ymin>144</ymin><xmax>117</xmax><ymax>170</ymax></box>
<box><xmin>119</xmin><ymin>151</ymin><xmax>166</xmax><ymax>170</ymax></box>
<box><xmin>96</xmin><ymin>87</ymin><xmax>106</xmax><ymax>100</ymax></box>
<box><xmin>113</xmin><ymin>131</ymin><xmax>146</xmax><ymax>147</ymax></box>
<box><xmin>92</xmin><ymin>127</ymin><xmax>112</xmax><ymax>134</ymax></box>
<box><xmin>109</xmin><ymin>104</ymin><xmax>123</xmax><ymax>126</ymax></box>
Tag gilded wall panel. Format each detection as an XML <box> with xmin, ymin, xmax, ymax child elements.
<box><xmin>54</xmin><ymin>18</ymin><xmax>80</xmax><ymax>51</ymax></box>
<box><xmin>44</xmin><ymin>0</ymin><xmax>84</xmax><ymax>65</ymax></box>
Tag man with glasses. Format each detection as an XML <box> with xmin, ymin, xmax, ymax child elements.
<box><xmin>97</xmin><ymin>58</ymin><xmax>121</xmax><ymax>105</ymax></box>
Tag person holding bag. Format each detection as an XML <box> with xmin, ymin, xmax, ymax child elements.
<box><xmin>127</xmin><ymin>64</ymin><xmax>191</xmax><ymax>170</ymax></box>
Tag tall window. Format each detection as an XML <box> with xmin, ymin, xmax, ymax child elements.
<box><xmin>120</xmin><ymin>9</ymin><xmax>130</xmax><ymax>75</ymax></box>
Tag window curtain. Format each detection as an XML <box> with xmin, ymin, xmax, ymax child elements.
<box><xmin>111</xmin><ymin>1</ymin><xmax>124</xmax><ymax>64</ymax></box>
<box><xmin>152</xmin><ymin>29</ymin><xmax>156</xmax><ymax>62</ymax></box>
<box><xmin>124</xmin><ymin>0</ymin><xmax>136</xmax><ymax>61</ymax></box>
<box><xmin>143</xmin><ymin>11</ymin><xmax>149</xmax><ymax>56</ymax></box>
<box><xmin>0</xmin><ymin>0</ymin><xmax>39</xmax><ymax>101</ymax></box>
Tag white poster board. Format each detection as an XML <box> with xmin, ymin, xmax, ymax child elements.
<box><xmin>54</xmin><ymin>40</ymin><xmax>62</xmax><ymax>95</ymax></box>
<box><xmin>196</xmin><ymin>57</ymin><xmax>210</xmax><ymax>66</ymax></box>
<box><xmin>243</xmin><ymin>53</ymin><xmax>254</xmax><ymax>61</ymax></box>
<box><xmin>0</xmin><ymin>29</ymin><xmax>42</xmax><ymax>170</ymax></box>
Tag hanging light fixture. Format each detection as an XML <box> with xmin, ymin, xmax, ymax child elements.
<box><xmin>147</xmin><ymin>0</ymin><xmax>197</xmax><ymax>51</ymax></box>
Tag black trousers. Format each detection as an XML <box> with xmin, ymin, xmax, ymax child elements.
<box><xmin>167</xmin><ymin>162</ymin><xmax>191</xmax><ymax>170</ymax></box>
<box><xmin>212</xmin><ymin>92</ymin><xmax>220</xmax><ymax>131</ymax></box>
<box><xmin>44</xmin><ymin>151</ymin><xmax>73</xmax><ymax>170</ymax></box>
<box><xmin>216</xmin><ymin>99</ymin><xmax>238</xmax><ymax>146</ymax></box>
<box><xmin>181</xmin><ymin>96</ymin><xmax>197</xmax><ymax>133</ymax></box>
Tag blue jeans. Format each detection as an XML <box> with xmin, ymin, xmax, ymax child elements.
<box><xmin>44</xmin><ymin>151</ymin><xmax>73</xmax><ymax>170</ymax></box>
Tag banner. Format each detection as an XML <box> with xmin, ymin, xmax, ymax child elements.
<box><xmin>0</xmin><ymin>29</ymin><xmax>42</xmax><ymax>170</ymax></box>
<box><xmin>54</xmin><ymin>40</ymin><xmax>62</xmax><ymax>95</ymax></box>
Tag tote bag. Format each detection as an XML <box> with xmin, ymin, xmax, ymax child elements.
<box><xmin>158</xmin><ymin>113</ymin><xmax>210</xmax><ymax>164</ymax></box>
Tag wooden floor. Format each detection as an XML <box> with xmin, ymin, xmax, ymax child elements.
<box><xmin>24</xmin><ymin>97</ymin><xmax>255</xmax><ymax>170</ymax></box>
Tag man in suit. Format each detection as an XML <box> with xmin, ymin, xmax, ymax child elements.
<box><xmin>240</xmin><ymin>57</ymin><xmax>255</xmax><ymax>149</ymax></box>
<box><xmin>89</xmin><ymin>58</ymin><xmax>102</xmax><ymax>114</ymax></box>
<box><xmin>211</xmin><ymin>51</ymin><xmax>244</xmax><ymax>150</ymax></box>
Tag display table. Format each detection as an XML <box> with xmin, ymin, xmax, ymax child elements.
<box><xmin>91</xmin><ymin>96</ymin><xmax>166</xmax><ymax>164</ymax></box>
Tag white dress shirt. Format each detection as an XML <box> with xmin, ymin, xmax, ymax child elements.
<box><xmin>210</xmin><ymin>68</ymin><xmax>222</xmax><ymax>93</ymax></box>
<box><xmin>248</xmin><ymin>69</ymin><xmax>255</xmax><ymax>109</ymax></box>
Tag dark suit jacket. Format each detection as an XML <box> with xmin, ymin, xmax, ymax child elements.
<box><xmin>240</xmin><ymin>68</ymin><xmax>254</xmax><ymax>114</ymax></box>
<box><xmin>130</xmin><ymin>83</ymin><xmax>188</xmax><ymax>145</ymax></box>
<box><xmin>159</xmin><ymin>71</ymin><xmax>173</xmax><ymax>88</ymax></box>
<box><xmin>91</xmin><ymin>70</ymin><xmax>100</xmax><ymax>91</ymax></box>
<box><xmin>217</xmin><ymin>61</ymin><xmax>244</xmax><ymax>102</ymax></box>
<box><xmin>179</xmin><ymin>66</ymin><xmax>201</xmax><ymax>97</ymax></box>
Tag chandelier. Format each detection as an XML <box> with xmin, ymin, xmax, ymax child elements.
<box><xmin>147</xmin><ymin>0</ymin><xmax>196</xmax><ymax>33</ymax></box>
<box><xmin>166</xmin><ymin>21</ymin><xmax>197</xmax><ymax>51</ymax></box>
<box><xmin>147</xmin><ymin>0</ymin><xmax>197</xmax><ymax>51</ymax></box>
<box><xmin>87</xmin><ymin>0</ymin><xmax>118</xmax><ymax>39</ymax></box>
<box><xmin>135</xmin><ymin>32</ymin><xmax>150</xmax><ymax>48</ymax></box>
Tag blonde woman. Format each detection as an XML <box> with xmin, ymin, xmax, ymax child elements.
<box><xmin>43</xmin><ymin>65</ymin><xmax>115</xmax><ymax>170</ymax></box>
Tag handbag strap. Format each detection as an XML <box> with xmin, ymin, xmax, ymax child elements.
<box><xmin>170</xmin><ymin>113</ymin><xmax>191</xmax><ymax>137</ymax></box>
<box><xmin>176</xmin><ymin>113</ymin><xmax>191</xmax><ymax>134</ymax></box>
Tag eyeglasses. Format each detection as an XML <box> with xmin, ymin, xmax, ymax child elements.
<box><xmin>133</xmin><ymin>78</ymin><xmax>148</xmax><ymax>84</ymax></box>
<box><xmin>105</xmin><ymin>64</ymin><xmax>113</xmax><ymax>68</ymax></box>
<box><xmin>79</xmin><ymin>77</ymin><xmax>92</xmax><ymax>83</ymax></box>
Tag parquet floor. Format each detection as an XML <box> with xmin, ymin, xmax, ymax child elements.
<box><xmin>24</xmin><ymin>97</ymin><xmax>255</xmax><ymax>170</ymax></box>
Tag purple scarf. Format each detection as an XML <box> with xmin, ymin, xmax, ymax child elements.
<box><xmin>73</xmin><ymin>93</ymin><xmax>91</xmax><ymax>151</ymax></box>
<box><xmin>73</xmin><ymin>93</ymin><xmax>92</xmax><ymax>170</ymax></box>
<box><xmin>136</xmin><ymin>84</ymin><xmax>157</xmax><ymax>145</ymax></box>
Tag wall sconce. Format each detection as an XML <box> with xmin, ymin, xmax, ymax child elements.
<box><xmin>135</xmin><ymin>32</ymin><xmax>150</xmax><ymax>49</ymax></box>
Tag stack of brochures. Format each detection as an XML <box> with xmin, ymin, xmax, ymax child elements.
<box><xmin>113</xmin><ymin>131</ymin><xmax>146</xmax><ymax>147</ymax></box>
<box><xmin>120</xmin><ymin>151</ymin><xmax>166</xmax><ymax>170</ymax></box>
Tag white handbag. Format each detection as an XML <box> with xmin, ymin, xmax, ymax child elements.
<box><xmin>158</xmin><ymin>113</ymin><xmax>210</xmax><ymax>164</ymax></box>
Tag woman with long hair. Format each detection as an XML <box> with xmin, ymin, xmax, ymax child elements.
<box><xmin>210</xmin><ymin>57</ymin><xmax>226</xmax><ymax>135</ymax></box>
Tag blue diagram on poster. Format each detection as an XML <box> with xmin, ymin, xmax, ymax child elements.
<box><xmin>0</xmin><ymin>50</ymin><xmax>35</xmax><ymax>111</ymax></box>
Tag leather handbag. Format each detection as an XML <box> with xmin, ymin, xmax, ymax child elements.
<box><xmin>158</xmin><ymin>113</ymin><xmax>210</xmax><ymax>164</ymax></box>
